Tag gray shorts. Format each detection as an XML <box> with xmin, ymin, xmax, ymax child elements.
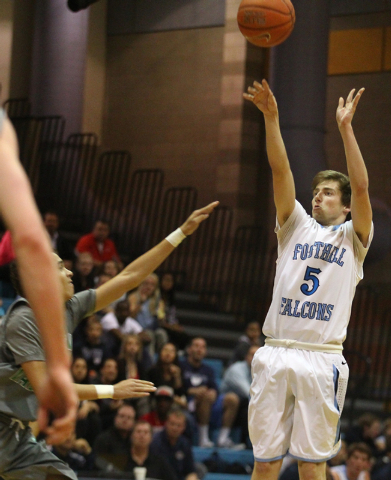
<box><xmin>0</xmin><ymin>418</ymin><xmax>77</xmax><ymax>480</ymax></box>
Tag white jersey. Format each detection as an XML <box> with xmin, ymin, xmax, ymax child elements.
<box><xmin>263</xmin><ymin>201</ymin><xmax>373</xmax><ymax>345</ymax></box>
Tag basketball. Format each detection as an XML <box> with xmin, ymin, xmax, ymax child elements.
<box><xmin>237</xmin><ymin>0</ymin><xmax>295</xmax><ymax>48</ymax></box>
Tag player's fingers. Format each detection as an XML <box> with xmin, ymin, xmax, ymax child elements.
<box><xmin>346</xmin><ymin>88</ymin><xmax>355</xmax><ymax>103</ymax></box>
<box><xmin>253</xmin><ymin>80</ymin><xmax>263</xmax><ymax>91</ymax></box>
<box><xmin>353</xmin><ymin>88</ymin><xmax>365</xmax><ymax>107</ymax></box>
<box><xmin>243</xmin><ymin>93</ymin><xmax>253</xmax><ymax>101</ymax></box>
<box><xmin>338</xmin><ymin>97</ymin><xmax>344</xmax><ymax>109</ymax></box>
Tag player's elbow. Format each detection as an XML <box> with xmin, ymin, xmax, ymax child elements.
<box><xmin>12</xmin><ymin>227</ymin><xmax>49</xmax><ymax>258</ymax></box>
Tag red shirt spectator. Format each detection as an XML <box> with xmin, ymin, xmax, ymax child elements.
<box><xmin>76</xmin><ymin>220</ymin><xmax>122</xmax><ymax>267</ymax></box>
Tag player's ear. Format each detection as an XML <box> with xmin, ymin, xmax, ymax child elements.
<box><xmin>343</xmin><ymin>204</ymin><xmax>351</xmax><ymax>215</ymax></box>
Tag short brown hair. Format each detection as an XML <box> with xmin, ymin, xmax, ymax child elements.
<box><xmin>312</xmin><ymin>170</ymin><xmax>351</xmax><ymax>207</ymax></box>
<box><xmin>347</xmin><ymin>442</ymin><xmax>372</xmax><ymax>461</ymax></box>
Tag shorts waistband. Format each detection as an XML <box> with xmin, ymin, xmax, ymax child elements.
<box><xmin>265</xmin><ymin>338</ymin><xmax>343</xmax><ymax>354</ymax></box>
<box><xmin>0</xmin><ymin>412</ymin><xmax>29</xmax><ymax>428</ymax></box>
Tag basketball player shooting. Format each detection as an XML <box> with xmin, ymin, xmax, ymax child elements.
<box><xmin>243</xmin><ymin>79</ymin><xmax>373</xmax><ymax>480</ymax></box>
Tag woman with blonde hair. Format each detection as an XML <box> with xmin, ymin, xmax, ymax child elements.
<box><xmin>128</xmin><ymin>273</ymin><xmax>168</xmax><ymax>356</ymax></box>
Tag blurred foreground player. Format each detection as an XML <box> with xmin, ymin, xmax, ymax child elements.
<box><xmin>244</xmin><ymin>79</ymin><xmax>373</xmax><ymax>480</ymax></box>
<box><xmin>0</xmin><ymin>106</ymin><xmax>77</xmax><ymax>444</ymax></box>
<box><xmin>0</xmin><ymin>200</ymin><xmax>218</xmax><ymax>479</ymax></box>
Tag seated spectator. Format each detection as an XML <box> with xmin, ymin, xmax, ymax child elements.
<box><xmin>125</xmin><ymin>420</ymin><xmax>178</xmax><ymax>480</ymax></box>
<box><xmin>94</xmin><ymin>404</ymin><xmax>136</xmax><ymax>471</ymax></box>
<box><xmin>117</xmin><ymin>334</ymin><xmax>151</xmax><ymax>414</ymax></box>
<box><xmin>330</xmin><ymin>442</ymin><xmax>371</xmax><ymax>480</ymax></box>
<box><xmin>73</xmin><ymin>315</ymin><xmax>117</xmax><ymax>380</ymax></box>
<box><xmin>220</xmin><ymin>344</ymin><xmax>258</xmax><ymax>445</ymax></box>
<box><xmin>72</xmin><ymin>252</ymin><xmax>95</xmax><ymax>293</ymax></box>
<box><xmin>147</xmin><ymin>342</ymin><xmax>186</xmax><ymax>408</ymax></box>
<box><xmin>71</xmin><ymin>356</ymin><xmax>102</xmax><ymax>445</ymax></box>
<box><xmin>181</xmin><ymin>337</ymin><xmax>242</xmax><ymax>449</ymax></box>
<box><xmin>140</xmin><ymin>385</ymin><xmax>175</xmax><ymax>435</ymax></box>
<box><xmin>76</xmin><ymin>219</ymin><xmax>122</xmax><ymax>269</ymax></box>
<box><xmin>151</xmin><ymin>408</ymin><xmax>199</xmax><ymax>480</ymax></box>
<box><xmin>373</xmin><ymin>433</ymin><xmax>391</xmax><ymax>480</ymax></box>
<box><xmin>230</xmin><ymin>321</ymin><xmax>262</xmax><ymax>365</ymax></box>
<box><xmin>43</xmin><ymin>210</ymin><xmax>74</xmax><ymax>270</ymax></box>
<box><xmin>94</xmin><ymin>358</ymin><xmax>123</xmax><ymax>430</ymax></box>
<box><xmin>128</xmin><ymin>273</ymin><xmax>169</xmax><ymax>356</ymax></box>
<box><xmin>101</xmin><ymin>300</ymin><xmax>143</xmax><ymax>345</ymax></box>
<box><xmin>159</xmin><ymin>272</ymin><xmax>188</xmax><ymax>350</ymax></box>
<box><xmin>102</xmin><ymin>259</ymin><xmax>122</xmax><ymax>278</ymax></box>
<box><xmin>345</xmin><ymin>413</ymin><xmax>383</xmax><ymax>458</ymax></box>
<box><xmin>221</xmin><ymin>344</ymin><xmax>257</xmax><ymax>399</ymax></box>
<box><xmin>50</xmin><ymin>432</ymin><xmax>95</xmax><ymax>473</ymax></box>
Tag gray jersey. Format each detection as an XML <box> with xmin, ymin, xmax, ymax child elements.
<box><xmin>0</xmin><ymin>289</ymin><xmax>96</xmax><ymax>421</ymax></box>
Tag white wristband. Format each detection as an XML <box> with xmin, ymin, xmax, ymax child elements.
<box><xmin>166</xmin><ymin>228</ymin><xmax>186</xmax><ymax>247</ymax></box>
<box><xmin>95</xmin><ymin>385</ymin><xmax>114</xmax><ymax>399</ymax></box>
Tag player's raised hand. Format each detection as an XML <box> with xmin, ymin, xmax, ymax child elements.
<box><xmin>243</xmin><ymin>79</ymin><xmax>278</xmax><ymax>117</ymax></box>
<box><xmin>336</xmin><ymin>88</ymin><xmax>365</xmax><ymax>128</ymax></box>
<box><xmin>180</xmin><ymin>201</ymin><xmax>219</xmax><ymax>236</ymax></box>
<box><xmin>113</xmin><ymin>379</ymin><xmax>156</xmax><ymax>399</ymax></box>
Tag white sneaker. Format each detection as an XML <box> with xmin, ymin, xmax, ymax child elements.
<box><xmin>217</xmin><ymin>438</ymin><xmax>246</xmax><ymax>450</ymax></box>
<box><xmin>199</xmin><ymin>439</ymin><xmax>215</xmax><ymax>448</ymax></box>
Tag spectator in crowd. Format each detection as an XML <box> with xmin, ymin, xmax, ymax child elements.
<box><xmin>151</xmin><ymin>408</ymin><xmax>199</xmax><ymax>480</ymax></box>
<box><xmin>43</xmin><ymin>210</ymin><xmax>74</xmax><ymax>270</ymax></box>
<box><xmin>221</xmin><ymin>344</ymin><xmax>258</xmax><ymax>399</ymax></box>
<box><xmin>73</xmin><ymin>315</ymin><xmax>117</xmax><ymax>380</ymax></box>
<box><xmin>76</xmin><ymin>219</ymin><xmax>123</xmax><ymax>269</ymax></box>
<box><xmin>94</xmin><ymin>357</ymin><xmax>122</xmax><ymax>430</ymax></box>
<box><xmin>128</xmin><ymin>273</ymin><xmax>169</xmax><ymax>356</ymax></box>
<box><xmin>330</xmin><ymin>442</ymin><xmax>371</xmax><ymax>480</ymax></box>
<box><xmin>102</xmin><ymin>259</ymin><xmax>122</xmax><ymax>278</ymax></box>
<box><xmin>159</xmin><ymin>272</ymin><xmax>188</xmax><ymax>350</ymax></box>
<box><xmin>372</xmin><ymin>433</ymin><xmax>391</xmax><ymax>480</ymax></box>
<box><xmin>117</xmin><ymin>334</ymin><xmax>151</xmax><ymax>414</ymax></box>
<box><xmin>51</xmin><ymin>432</ymin><xmax>95</xmax><ymax>473</ymax></box>
<box><xmin>125</xmin><ymin>420</ymin><xmax>178</xmax><ymax>480</ymax></box>
<box><xmin>140</xmin><ymin>385</ymin><xmax>175</xmax><ymax>434</ymax></box>
<box><xmin>230</xmin><ymin>321</ymin><xmax>262</xmax><ymax>365</ymax></box>
<box><xmin>101</xmin><ymin>300</ymin><xmax>143</xmax><ymax>345</ymax></box>
<box><xmin>71</xmin><ymin>356</ymin><xmax>102</xmax><ymax>445</ymax></box>
<box><xmin>345</xmin><ymin>413</ymin><xmax>383</xmax><ymax>458</ymax></box>
<box><xmin>147</xmin><ymin>342</ymin><xmax>187</xmax><ymax>408</ymax></box>
<box><xmin>220</xmin><ymin>344</ymin><xmax>258</xmax><ymax>445</ymax></box>
<box><xmin>94</xmin><ymin>404</ymin><xmax>136</xmax><ymax>470</ymax></box>
<box><xmin>181</xmin><ymin>337</ymin><xmax>242</xmax><ymax>449</ymax></box>
<box><xmin>72</xmin><ymin>251</ymin><xmax>95</xmax><ymax>293</ymax></box>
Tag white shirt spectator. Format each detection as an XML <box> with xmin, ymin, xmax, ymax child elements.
<box><xmin>100</xmin><ymin>312</ymin><xmax>142</xmax><ymax>335</ymax></box>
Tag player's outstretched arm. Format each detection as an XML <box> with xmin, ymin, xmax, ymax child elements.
<box><xmin>243</xmin><ymin>79</ymin><xmax>295</xmax><ymax>226</ymax></box>
<box><xmin>0</xmin><ymin>117</ymin><xmax>78</xmax><ymax>442</ymax></box>
<box><xmin>94</xmin><ymin>201</ymin><xmax>219</xmax><ymax>311</ymax></box>
<box><xmin>336</xmin><ymin>88</ymin><xmax>372</xmax><ymax>246</ymax></box>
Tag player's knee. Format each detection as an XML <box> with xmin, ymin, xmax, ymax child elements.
<box><xmin>297</xmin><ymin>460</ymin><xmax>326</xmax><ymax>480</ymax></box>
<box><xmin>253</xmin><ymin>460</ymin><xmax>278</xmax><ymax>477</ymax></box>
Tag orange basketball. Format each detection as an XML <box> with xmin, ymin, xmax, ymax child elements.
<box><xmin>237</xmin><ymin>0</ymin><xmax>295</xmax><ymax>48</ymax></box>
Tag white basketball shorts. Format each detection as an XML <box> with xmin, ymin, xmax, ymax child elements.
<box><xmin>249</xmin><ymin>345</ymin><xmax>348</xmax><ymax>462</ymax></box>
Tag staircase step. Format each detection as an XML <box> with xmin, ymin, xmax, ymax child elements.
<box><xmin>177</xmin><ymin>308</ymin><xmax>237</xmax><ymax>326</ymax></box>
<box><xmin>184</xmin><ymin>325</ymin><xmax>240</xmax><ymax>345</ymax></box>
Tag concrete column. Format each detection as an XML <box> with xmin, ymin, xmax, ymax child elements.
<box><xmin>30</xmin><ymin>0</ymin><xmax>89</xmax><ymax>136</ymax></box>
<box><xmin>270</xmin><ymin>0</ymin><xmax>331</xmax><ymax>211</ymax></box>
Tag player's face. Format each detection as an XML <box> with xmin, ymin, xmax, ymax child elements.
<box><xmin>312</xmin><ymin>180</ymin><xmax>350</xmax><ymax>226</ymax></box>
<box><xmin>54</xmin><ymin>253</ymin><xmax>74</xmax><ymax>301</ymax></box>
<box><xmin>346</xmin><ymin>451</ymin><xmax>370</xmax><ymax>477</ymax></box>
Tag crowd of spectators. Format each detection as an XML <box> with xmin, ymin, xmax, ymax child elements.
<box><xmin>1</xmin><ymin>215</ymin><xmax>390</xmax><ymax>480</ymax></box>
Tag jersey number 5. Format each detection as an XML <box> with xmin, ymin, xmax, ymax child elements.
<box><xmin>300</xmin><ymin>266</ymin><xmax>321</xmax><ymax>296</ymax></box>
